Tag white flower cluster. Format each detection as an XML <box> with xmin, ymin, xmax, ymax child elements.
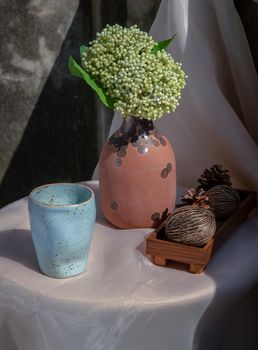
<box><xmin>81</xmin><ymin>24</ymin><xmax>186</xmax><ymax>120</ymax></box>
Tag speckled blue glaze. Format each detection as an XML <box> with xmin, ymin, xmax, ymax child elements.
<box><xmin>28</xmin><ymin>183</ymin><xmax>96</xmax><ymax>278</ymax></box>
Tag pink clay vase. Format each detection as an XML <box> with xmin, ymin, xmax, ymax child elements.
<box><xmin>99</xmin><ymin>117</ymin><xmax>176</xmax><ymax>228</ymax></box>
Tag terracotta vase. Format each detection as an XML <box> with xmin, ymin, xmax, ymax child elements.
<box><xmin>99</xmin><ymin>116</ymin><xmax>176</xmax><ymax>228</ymax></box>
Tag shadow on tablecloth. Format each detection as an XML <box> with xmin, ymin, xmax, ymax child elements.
<box><xmin>192</xmin><ymin>217</ymin><xmax>258</xmax><ymax>350</ymax></box>
<box><xmin>0</xmin><ymin>229</ymin><xmax>39</xmax><ymax>273</ymax></box>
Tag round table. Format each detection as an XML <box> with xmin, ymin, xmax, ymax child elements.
<box><xmin>0</xmin><ymin>181</ymin><xmax>258</xmax><ymax>350</ymax></box>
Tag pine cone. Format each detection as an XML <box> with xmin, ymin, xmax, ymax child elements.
<box><xmin>179</xmin><ymin>188</ymin><xmax>210</xmax><ymax>209</ymax></box>
<box><xmin>197</xmin><ymin>164</ymin><xmax>232</xmax><ymax>191</ymax></box>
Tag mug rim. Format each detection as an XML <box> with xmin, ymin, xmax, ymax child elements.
<box><xmin>29</xmin><ymin>182</ymin><xmax>95</xmax><ymax>208</ymax></box>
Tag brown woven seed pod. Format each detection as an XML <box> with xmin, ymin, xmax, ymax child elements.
<box><xmin>165</xmin><ymin>206</ymin><xmax>216</xmax><ymax>247</ymax></box>
<box><xmin>207</xmin><ymin>185</ymin><xmax>240</xmax><ymax>220</ymax></box>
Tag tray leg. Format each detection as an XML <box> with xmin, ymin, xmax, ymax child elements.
<box><xmin>189</xmin><ymin>263</ymin><xmax>205</xmax><ymax>274</ymax></box>
<box><xmin>154</xmin><ymin>256</ymin><xmax>167</xmax><ymax>266</ymax></box>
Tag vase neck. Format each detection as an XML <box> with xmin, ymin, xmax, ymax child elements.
<box><xmin>122</xmin><ymin>116</ymin><xmax>154</xmax><ymax>132</ymax></box>
<box><xmin>109</xmin><ymin>116</ymin><xmax>160</xmax><ymax>149</ymax></box>
<box><xmin>120</xmin><ymin>116</ymin><xmax>155</xmax><ymax>139</ymax></box>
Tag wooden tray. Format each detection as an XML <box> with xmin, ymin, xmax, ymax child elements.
<box><xmin>146</xmin><ymin>189</ymin><xmax>256</xmax><ymax>273</ymax></box>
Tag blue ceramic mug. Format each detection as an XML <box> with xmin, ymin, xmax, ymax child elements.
<box><xmin>28</xmin><ymin>183</ymin><xmax>96</xmax><ymax>278</ymax></box>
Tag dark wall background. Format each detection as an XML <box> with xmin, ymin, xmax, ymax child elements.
<box><xmin>0</xmin><ymin>0</ymin><xmax>257</xmax><ymax>208</ymax></box>
<box><xmin>234</xmin><ymin>0</ymin><xmax>258</xmax><ymax>73</ymax></box>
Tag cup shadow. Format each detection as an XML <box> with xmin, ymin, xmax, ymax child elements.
<box><xmin>0</xmin><ymin>229</ymin><xmax>40</xmax><ymax>273</ymax></box>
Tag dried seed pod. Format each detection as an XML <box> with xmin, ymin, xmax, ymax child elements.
<box><xmin>165</xmin><ymin>206</ymin><xmax>216</xmax><ymax>247</ymax></box>
<box><xmin>207</xmin><ymin>185</ymin><xmax>240</xmax><ymax>220</ymax></box>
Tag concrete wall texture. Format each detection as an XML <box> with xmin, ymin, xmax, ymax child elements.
<box><xmin>0</xmin><ymin>0</ymin><xmax>95</xmax><ymax>207</ymax></box>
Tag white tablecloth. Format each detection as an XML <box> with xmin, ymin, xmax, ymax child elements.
<box><xmin>0</xmin><ymin>181</ymin><xmax>258</xmax><ymax>350</ymax></box>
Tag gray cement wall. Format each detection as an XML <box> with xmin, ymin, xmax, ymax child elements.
<box><xmin>0</xmin><ymin>0</ymin><xmax>96</xmax><ymax>207</ymax></box>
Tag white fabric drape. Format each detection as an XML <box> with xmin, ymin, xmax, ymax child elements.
<box><xmin>1</xmin><ymin>182</ymin><xmax>258</xmax><ymax>350</ymax></box>
<box><xmin>93</xmin><ymin>0</ymin><xmax>258</xmax><ymax>190</ymax></box>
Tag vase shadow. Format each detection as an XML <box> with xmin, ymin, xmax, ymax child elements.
<box><xmin>0</xmin><ymin>229</ymin><xmax>40</xmax><ymax>273</ymax></box>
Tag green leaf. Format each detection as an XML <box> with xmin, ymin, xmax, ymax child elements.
<box><xmin>151</xmin><ymin>33</ymin><xmax>177</xmax><ymax>55</ymax></box>
<box><xmin>80</xmin><ymin>45</ymin><xmax>87</xmax><ymax>56</ymax></box>
<box><xmin>68</xmin><ymin>55</ymin><xmax>115</xmax><ymax>109</ymax></box>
